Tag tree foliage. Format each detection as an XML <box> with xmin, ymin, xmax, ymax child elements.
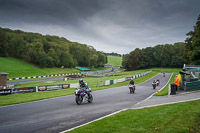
<box><xmin>122</xmin><ymin>43</ymin><xmax>186</xmax><ymax>70</ymax></box>
<box><xmin>123</xmin><ymin>15</ymin><xmax>200</xmax><ymax>70</ymax></box>
<box><xmin>185</xmin><ymin>15</ymin><xmax>200</xmax><ymax>65</ymax></box>
<box><xmin>0</xmin><ymin>27</ymin><xmax>107</xmax><ymax>68</ymax></box>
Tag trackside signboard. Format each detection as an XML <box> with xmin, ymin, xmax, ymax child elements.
<box><xmin>0</xmin><ymin>89</ymin><xmax>12</xmax><ymax>95</ymax></box>
<box><xmin>12</xmin><ymin>87</ymin><xmax>36</xmax><ymax>94</ymax></box>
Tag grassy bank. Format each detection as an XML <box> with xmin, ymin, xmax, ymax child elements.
<box><xmin>69</xmin><ymin>99</ymin><xmax>200</xmax><ymax>133</ymax></box>
<box><xmin>0</xmin><ymin>70</ymin><xmax>158</xmax><ymax>106</ymax></box>
<box><xmin>107</xmin><ymin>56</ymin><xmax>122</xmax><ymax>67</ymax></box>
<box><xmin>0</xmin><ymin>57</ymin><xmax>80</xmax><ymax>78</ymax></box>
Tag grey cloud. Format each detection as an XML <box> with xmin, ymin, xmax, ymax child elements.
<box><xmin>0</xmin><ymin>0</ymin><xmax>200</xmax><ymax>54</ymax></box>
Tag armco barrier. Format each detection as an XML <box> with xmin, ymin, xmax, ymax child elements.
<box><xmin>105</xmin><ymin>80</ymin><xmax>110</xmax><ymax>86</ymax></box>
<box><xmin>0</xmin><ymin>89</ymin><xmax>12</xmax><ymax>95</ymax></box>
<box><xmin>12</xmin><ymin>87</ymin><xmax>36</xmax><ymax>94</ymax></box>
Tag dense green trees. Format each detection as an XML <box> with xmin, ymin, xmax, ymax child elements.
<box><xmin>123</xmin><ymin>15</ymin><xmax>200</xmax><ymax>70</ymax></box>
<box><xmin>122</xmin><ymin>43</ymin><xmax>187</xmax><ymax>70</ymax></box>
<box><xmin>185</xmin><ymin>15</ymin><xmax>200</xmax><ymax>65</ymax></box>
<box><xmin>0</xmin><ymin>29</ymin><xmax>8</xmax><ymax>57</ymax></box>
<box><xmin>0</xmin><ymin>27</ymin><xmax>107</xmax><ymax>68</ymax></box>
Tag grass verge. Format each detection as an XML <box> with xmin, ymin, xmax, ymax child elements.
<box><xmin>68</xmin><ymin>99</ymin><xmax>200</xmax><ymax>133</ymax></box>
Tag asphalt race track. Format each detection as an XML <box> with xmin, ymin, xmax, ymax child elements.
<box><xmin>0</xmin><ymin>73</ymin><xmax>171</xmax><ymax>133</ymax></box>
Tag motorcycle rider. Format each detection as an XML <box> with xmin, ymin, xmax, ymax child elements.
<box><xmin>79</xmin><ymin>79</ymin><xmax>90</xmax><ymax>95</ymax></box>
<box><xmin>79</xmin><ymin>79</ymin><xmax>87</xmax><ymax>88</ymax></box>
<box><xmin>129</xmin><ymin>78</ymin><xmax>135</xmax><ymax>93</ymax></box>
<box><xmin>152</xmin><ymin>80</ymin><xmax>157</xmax><ymax>89</ymax></box>
<box><xmin>156</xmin><ymin>79</ymin><xmax>160</xmax><ymax>86</ymax></box>
<box><xmin>129</xmin><ymin>78</ymin><xmax>134</xmax><ymax>85</ymax></box>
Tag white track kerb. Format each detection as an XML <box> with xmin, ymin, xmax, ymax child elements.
<box><xmin>60</xmin><ymin>73</ymin><xmax>179</xmax><ymax>133</ymax></box>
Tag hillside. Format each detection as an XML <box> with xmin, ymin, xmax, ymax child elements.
<box><xmin>0</xmin><ymin>57</ymin><xmax>80</xmax><ymax>78</ymax></box>
<box><xmin>0</xmin><ymin>27</ymin><xmax>106</xmax><ymax>68</ymax></box>
<box><xmin>107</xmin><ymin>56</ymin><xmax>122</xmax><ymax>67</ymax></box>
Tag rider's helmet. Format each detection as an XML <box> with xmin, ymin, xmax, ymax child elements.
<box><xmin>79</xmin><ymin>79</ymin><xmax>84</xmax><ymax>85</ymax></box>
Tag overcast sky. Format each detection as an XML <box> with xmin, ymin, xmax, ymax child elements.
<box><xmin>0</xmin><ymin>0</ymin><xmax>200</xmax><ymax>54</ymax></box>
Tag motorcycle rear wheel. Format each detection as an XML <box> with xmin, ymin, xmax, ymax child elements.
<box><xmin>76</xmin><ymin>95</ymin><xmax>82</xmax><ymax>105</ymax></box>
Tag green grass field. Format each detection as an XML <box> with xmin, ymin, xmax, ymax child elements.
<box><xmin>107</xmin><ymin>56</ymin><xmax>122</xmax><ymax>66</ymax></box>
<box><xmin>0</xmin><ymin>57</ymin><xmax>81</xmax><ymax>78</ymax></box>
<box><xmin>69</xmin><ymin>99</ymin><xmax>200</xmax><ymax>133</ymax></box>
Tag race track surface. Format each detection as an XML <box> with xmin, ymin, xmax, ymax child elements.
<box><xmin>0</xmin><ymin>73</ymin><xmax>171</xmax><ymax>133</ymax></box>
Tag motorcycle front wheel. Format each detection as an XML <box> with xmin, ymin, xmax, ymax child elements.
<box><xmin>75</xmin><ymin>95</ymin><xmax>83</xmax><ymax>105</ymax></box>
<box><xmin>88</xmin><ymin>94</ymin><xmax>93</xmax><ymax>103</ymax></box>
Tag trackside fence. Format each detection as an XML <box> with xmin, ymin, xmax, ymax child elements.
<box><xmin>97</xmin><ymin>71</ymin><xmax>152</xmax><ymax>86</ymax></box>
<box><xmin>0</xmin><ymin>83</ymin><xmax>79</xmax><ymax>95</ymax></box>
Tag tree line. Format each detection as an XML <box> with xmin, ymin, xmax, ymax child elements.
<box><xmin>0</xmin><ymin>28</ymin><xmax>107</xmax><ymax>68</ymax></box>
<box><xmin>106</xmin><ymin>52</ymin><xmax>122</xmax><ymax>57</ymax></box>
<box><xmin>122</xmin><ymin>15</ymin><xmax>200</xmax><ymax>70</ymax></box>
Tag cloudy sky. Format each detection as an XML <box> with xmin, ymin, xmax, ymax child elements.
<box><xmin>0</xmin><ymin>0</ymin><xmax>200</xmax><ymax>54</ymax></box>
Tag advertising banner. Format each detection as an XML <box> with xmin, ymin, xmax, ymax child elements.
<box><xmin>70</xmin><ymin>83</ymin><xmax>79</xmax><ymax>88</ymax></box>
<box><xmin>46</xmin><ymin>85</ymin><xmax>62</xmax><ymax>91</ymax></box>
<box><xmin>12</xmin><ymin>87</ymin><xmax>36</xmax><ymax>93</ymax></box>
<box><xmin>38</xmin><ymin>86</ymin><xmax>47</xmax><ymax>91</ymax></box>
<box><xmin>62</xmin><ymin>84</ymin><xmax>70</xmax><ymax>89</ymax></box>
<box><xmin>125</xmin><ymin>77</ymin><xmax>132</xmax><ymax>81</ymax></box>
<box><xmin>0</xmin><ymin>89</ymin><xmax>12</xmax><ymax>95</ymax></box>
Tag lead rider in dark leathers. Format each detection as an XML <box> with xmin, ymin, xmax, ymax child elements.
<box><xmin>79</xmin><ymin>79</ymin><xmax>90</xmax><ymax>95</ymax></box>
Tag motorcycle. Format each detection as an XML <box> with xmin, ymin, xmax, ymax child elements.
<box><xmin>156</xmin><ymin>79</ymin><xmax>160</xmax><ymax>86</ymax></box>
<box><xmin>152</xmin><ymin>81</ymin><xmax>156</xmax><ymax>89</ymax></box>
<box><xmin>128</xmin><ymin>84</ymin><xmax>135</xmax><ymax>93</ymax></box>
<box><xmin>75</xmin><ymin>87</ymin><xmax>93</xmax><ymax>105</ymax></box>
